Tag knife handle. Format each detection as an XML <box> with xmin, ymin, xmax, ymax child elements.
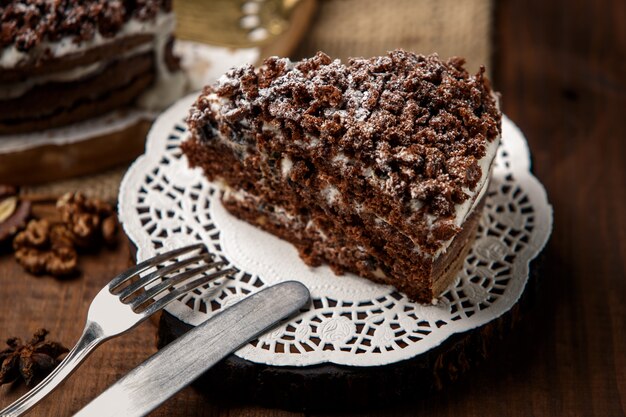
<box><xmin>75</xmin><ymin>281</ymin><xmax>310</xmax><ymax>417</ymax></box>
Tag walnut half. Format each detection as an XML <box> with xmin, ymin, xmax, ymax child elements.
<box><xmin>13</xmin><ymin>220</ymin><xmax>78</xmax><ymax>276</ymax></box>
<box><xmin>56</xmin><ymin>192</ymin><xmax>118</xmax><ymax>248</ymax></box>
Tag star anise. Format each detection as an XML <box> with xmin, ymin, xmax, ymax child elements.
<box><xmin>0</xmin><ymin>329</ymin><xmax>69</xmax><ymax>386</ymax></box>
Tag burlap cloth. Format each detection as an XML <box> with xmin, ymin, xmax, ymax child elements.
<box><xmin>21</xmin><ymin>166</ymin><xmax>127</xmax><ymax>203</ymax></box>
<box><xmin>294</xmin><ymin>0</ymin><xmax>493</xmax><ymax>74</ymax></box>
<box><xmin>23</xmin><ymin>0</ymin><xmax>493</xmax><ymax>202</ymax></box>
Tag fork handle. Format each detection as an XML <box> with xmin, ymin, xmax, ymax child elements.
<box><xmin>0</xmin><ymin>321</ymin><xmax>105</xmax><ymax>417</ymax></box>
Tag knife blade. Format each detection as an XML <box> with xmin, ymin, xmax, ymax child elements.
<box><xmin>74</xmin><ymin>281</ymin><xmax>309</xmax><ymax>417</ymax></box>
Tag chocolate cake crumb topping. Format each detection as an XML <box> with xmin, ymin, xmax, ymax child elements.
<box><xmin>0</xmin><ymin>0</ymin><xmax>172</xmax><ymax>51</ymax></box>
<box><xmin>188</xmin><ymin>50</ymin><xmax>501</xmax><ymax>220</ymax></box>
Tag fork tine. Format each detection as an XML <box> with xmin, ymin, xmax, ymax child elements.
<box><xmin>109</xmin><ymin>243</ymin><xmax>205</xmax><ymax>291</ymax></box>
<box><xmin>117</xmin><ymin>253</ymin><xmax>213</xmax><ymax>300</ymax></box>
<box><xmin>128</xmin><ymin>260</ymin><xmax>227</xmax><ymax>308</ymax></box>
<box><xmin>137</xmin><ymin>268</ymin><xmax>237</xmax><ymax>316</ymax></box>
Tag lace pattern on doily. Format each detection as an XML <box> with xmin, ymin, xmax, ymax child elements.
<box><xmin>119</xmin><ymin>95</ymin><xmax>552</xmax><ymax>367</ymax></box>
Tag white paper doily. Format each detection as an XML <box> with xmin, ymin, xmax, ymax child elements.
<box><xmin>119</xmin><ymin>94</ymin><xmax>552</xmax><ymax>367</ymax></box>
<box><xmin>0</xmin><ymin>41</ymin><xmax>259</xmax><ymax>154</ymax></box>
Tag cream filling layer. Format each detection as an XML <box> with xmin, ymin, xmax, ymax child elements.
<box><xmin>216</xmin><ymin>137</ymin><xmax>496</xmax><ymax>261</ymax></box>
<box><xmin>1</xmin><ymin>12</ymin><xmax>171</xmax><ymax>68</ymax></box>
<box><xmin>0</xmin><ymin>12</ymin><xmax>186</xmax><ymax>110</ymax></box>
<box><xmin>0</xmin><ymin>43</ymin><xmax>152</xmax><ymax>100</ymax></box>
<box><xmin>223</xmin><ymin>184</ymin><xmax>298</xmax><ymax>222</ymax></box>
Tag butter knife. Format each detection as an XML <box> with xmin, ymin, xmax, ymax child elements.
<box><xmin>74</xmin><ymin>281</ymin><xmax>309</xmax><ymax>417</ymax></box>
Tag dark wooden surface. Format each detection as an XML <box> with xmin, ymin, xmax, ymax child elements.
<box><xmin>1</xmin><ymin>0</ymin><xmax>625</xmax><ymax>415</ymax></box>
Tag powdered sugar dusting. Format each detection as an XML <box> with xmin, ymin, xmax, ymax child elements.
<box><xmin>186</xmin><ymin>50</ymin><xmax>501</xmax><ymax>253</ymax></box>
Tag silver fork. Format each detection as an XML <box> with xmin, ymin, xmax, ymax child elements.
<box><xmin>1</xmin><ymin>243</ymin><xmax>234</xmax><ymax>417</ymax></box>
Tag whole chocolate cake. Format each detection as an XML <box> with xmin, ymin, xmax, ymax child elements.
<box><xmin>0</xmin><ymin>0</ymin><xmax>186</xmax><ymax>134</ymax></box>
<box><xmin>183</xmin><ymin>50</ymin><xmax>501</xmax><ymax>303</ymax></box>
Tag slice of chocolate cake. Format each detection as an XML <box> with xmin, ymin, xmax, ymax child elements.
<box><xmin>0</xmin><ymin>0</ymin><xmax>186</xmax><ymax>134</ymax></box>
<box><xmin>183</xmin><ymin>50</ymin><xmax>501</xmax><ymax>303</ymax></box>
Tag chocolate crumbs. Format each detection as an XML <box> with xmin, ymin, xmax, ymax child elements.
<box><xmin>0</xmin><ymin>0</ymin><xmax>172</xmax><ymax>51</ymax></box>
<box><xmin>188</xmin><ymin>50</ymin><xmax>501</xmax><ymax>221</ymax></box>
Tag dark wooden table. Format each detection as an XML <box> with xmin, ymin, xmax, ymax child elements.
<box><xmin>1</xmin><ymin>0</ymin><xmax>625</xmax><ymax>415</ymax></box>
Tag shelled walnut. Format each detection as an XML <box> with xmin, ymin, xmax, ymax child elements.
<box><xmin>11</xmin><ymin>192</ymin><xmax>119</xmax><ymax>277</ymax></box>
<box><xmin>13</xmin><ymin>219</ymin><xmax>78</xmax><ymax>276</ymax></box>
<box><xmin>56</xmin><ymin>192</ymin><xmax>118</xmax><ymax>247</ymax></box>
